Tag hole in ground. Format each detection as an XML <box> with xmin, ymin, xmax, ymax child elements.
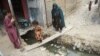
<box><xmin>21</xmin><ymin>30</ymin><xmax>36</xmax><ymax>45</ymax></box>
<box><xmin>21</xmin><ymin>30</ymin><xmax>51</xmax><ymax>45</ymax></box>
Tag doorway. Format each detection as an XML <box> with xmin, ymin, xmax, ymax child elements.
<box><xmin>0</xmin><ymin>0</ymin><xmax>10</xmax><ymax>25</ymax></box>
<box><xmin>11</xmin><ymin>0</ymin><xmax>24</xmax><ymax>19</ymax></box>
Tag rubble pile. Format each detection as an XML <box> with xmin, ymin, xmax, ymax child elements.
<box><xmin>57</xmin><ymin>35</ymin><xmax>100</xmax><ymax>54</ymax></box>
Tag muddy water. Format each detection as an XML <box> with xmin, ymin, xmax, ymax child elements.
<box><xmin>21</xmin><ymin>30</ymin><xmax>99</xmax><ymax>56</ymax></box>
<box><xmin>43</xmin><ymin>41</ymin><xmax>99</xmax><ymax>56</ymax></box>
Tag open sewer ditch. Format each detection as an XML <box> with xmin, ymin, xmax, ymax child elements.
<box><xmin>21</xmin><ymin>30</ymin><xmax>99</xmax><ymax>56</ymax></box>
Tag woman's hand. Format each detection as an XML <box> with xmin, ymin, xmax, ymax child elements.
<box><xmin>11</xmin><ymin>17</ymin><xmax>15</xmax><ymax>23</ymax></box>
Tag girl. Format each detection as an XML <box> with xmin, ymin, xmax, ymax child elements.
<box><xmin>32</xmin><ymin>20</ymin><xmax>43</xmax><ymax>42</ymax></box>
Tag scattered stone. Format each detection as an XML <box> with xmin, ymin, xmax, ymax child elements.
<box><xmin>58</xmin><ymin>51</ymin><xmax>62</xmax><ymax>54</ymax></box>
<box><xmin>56</xmin><ymin>46</ymin><xmax>60</xmax><ymax>48</ymax></box>
<box><xmin>40</xmin><ymin>47</ymin><xmax>46</xmax><ymax>51</ymax></box>
<box><xmin>55</xmin><ymin>54</ymin><xmax>60</xmax><ymax>56</ymax></box>
<box><xmin>58</xmin><ymin>51</ymin><xmax>65</xmax><ymax>56</ymax></box>
<box><xmin>54</xmin><ymin>44</ymin><xmax>57</xmax><ymax>47</ymax></box>
<box><xmin>51</xmin><ymin>44</ymin><xmax>54</xmax><ymax>46</ymax></box>
<box><xmin>61</xmin><ymin>46</ymin><xmax>65</xmax><ymax>50</ymax></box>
<box><xmin>77</xmin><ymin>42</ymin><xmax>81</xmax><ymax>48</ymax></box>
<box><xmin>73</xmin><ymin>46</ymin><xmax>76</xmax><ymax>50</ymax></box>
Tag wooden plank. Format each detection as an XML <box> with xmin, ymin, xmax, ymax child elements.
<box><xmin>24</xmin><ymin>26</ymin><xmax>73</xmax><ymax>52</ymax></box>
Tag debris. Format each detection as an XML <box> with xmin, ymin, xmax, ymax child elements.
<box><xmin>54</xmin><ymin>44</ymin><xmax>57</xmax><ymax>47</ymax></box>
<box><xmin>58</xmin><ymin>51</ymin><xmax>62</xmax><ymax>55</ymax></box>
<box><xmin>51</xmin><ymin>44</ymin><xmax>54</xmax><ymax>46</ymax></box>
<box><xmin>73</xmin><ymin>46</ymin><xmax>76</xmax><ymax>50</ymax></box>
<box><xmin>55</xmin><ymin>54</ymin><xmax>60</xmax><ymax>56</ymax></box>
<box><xmin>40</xmin><ymin>47</ymin><xmax>46</xmax><ymax>51</ymax></box>
<box><xmin>58</xmin><ymin>51</ymin><xmax>65</xmax><ymax>56</ymax></box>
<box><xmin>56</xmin><ymin>46</ymin><xmax>60</xmax><ymax>49</ymax></box>
<box><xmin>61</xmin><ymin>46</ymin><xmax>65</xmax><ymax>50</ymax></box>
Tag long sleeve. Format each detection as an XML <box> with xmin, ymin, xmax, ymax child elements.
<box><xmin>4</xmin><ymin>18</ymin><xmax>12</xmax><ymax>28</ymax></box>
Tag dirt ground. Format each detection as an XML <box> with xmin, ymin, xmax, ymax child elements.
<box><xmin>0</xmin><ymin>28</ymin><xmax>15</xmax><ymax>56</ymax></box>
<box><xmin>59</xmin><ymin>0</ymin><xmax>100</xmax><ymax>54</ymax></box>
<box><xmin>0</xmin><ymin>0</ymin><xmax>100</xmax><ymax>56</ymax></box>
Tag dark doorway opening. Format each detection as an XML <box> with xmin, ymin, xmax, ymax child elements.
<box><xmin>0</xmin><ymin>0</ymin><xmax>10</xmax><ymax>25</ymax></box>
<box><xmin>11</xmin><ymin>0</ymin><xmax>24</xmax><ymax>19</ymax></box>
<box><xmin>0</xmin><ymin>0</ymin><xmax>4</xmax><ymax>25</ymax></box>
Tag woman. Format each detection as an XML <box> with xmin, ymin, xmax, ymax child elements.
<box><xmin>51</xmin><ymin>3</ymin><xmax>65</xmax><ymax>31</ymax></box>
<box><xmin>4</xmin><ymin>11</ymin><xmax>20</xmax><ymax>49</ymax></box>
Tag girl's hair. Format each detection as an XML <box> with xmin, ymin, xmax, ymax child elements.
<box><xmin>32</xmin><ymin>20</ymin><xmax>39</xmax><ymax>25</ymax></box>
<box><xmin>3</xmin><ymin>10</ymin><xmax>10</xmax><ymax>16</ymax></box>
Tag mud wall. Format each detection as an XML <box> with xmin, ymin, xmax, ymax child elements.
<box><xmin>27</xmin><ymin>0</ymin><xmax>46</xmax><ymax>26</ymax></box>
